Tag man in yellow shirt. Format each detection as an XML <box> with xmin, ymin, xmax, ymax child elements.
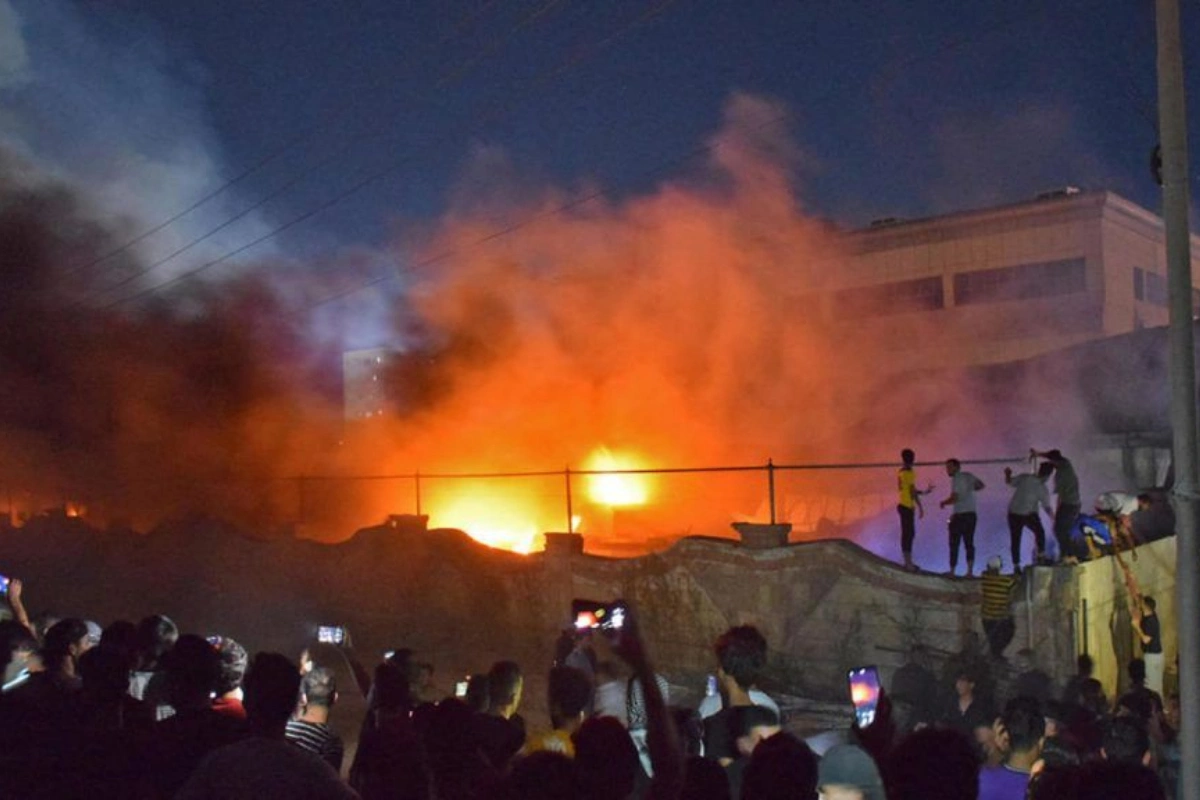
<box><xmin>897</xmin><ymin>448</ymin><xmax>933</xmax><ymax>572</ymax></box>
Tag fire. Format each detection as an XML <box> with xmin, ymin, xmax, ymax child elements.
<box><xmin>584</xmin><ymin>448</ymin><xmax>652</xmax><ymax>507</ymax></box>
<box><xmin>426</xmin><ymin>482</ymin><xmax>543</xmax><ymax>554</ymax></box>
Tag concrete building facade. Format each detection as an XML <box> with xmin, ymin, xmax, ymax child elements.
<box><xmin>820</xmin><ymin>190</ymin><xmax>1200</xmax><ymax>371</ymax></box>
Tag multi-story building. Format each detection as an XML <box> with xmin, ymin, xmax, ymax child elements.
<box><xmin>342</xmin><ymin>347</ymin><xmax>398</xmax><ymax>421</ymax></box>
<box><xmin>818</xmin><ymin>189</ymin><xmax>1200</xmax><ymax>371</ymax></box>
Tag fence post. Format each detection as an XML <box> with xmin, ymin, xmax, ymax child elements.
<box><xmin>414</xmin><ymin>471</ymin><xmax>423</xmax><ymax>516</ymax></box>
<box><xmin>768</xmin><ymin>459</ymin><xmax>777</xmax><ymax>525</ymax></box>
<box><xmin>297</xmin><ymin>476</ymin><xmax>306</xmax><ymax>524</ymax></box>
<box><xmin>564</xmin><ymin>467</ymin><xmax>574</xmax><ymax>533</ymax></box>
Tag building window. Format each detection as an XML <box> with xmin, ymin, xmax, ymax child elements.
<box><xmin>1135</xmin><ymin>267</ymin><xmax>1169</xmax><ymax>307</ymax></box>
<box><xmin>831</xmin><ymin>276</ymin><xmax>944</xmax><ymax>317</ymax></box>
<box><xmin>1136</xmin><ymin>267</ymin><xmax>1199</xmax><ymax>311</ymax></box>
<box><xmin>954</xmin><ymin>258</ymin><xmax>1086</xmax><ymax>306</ymax></box>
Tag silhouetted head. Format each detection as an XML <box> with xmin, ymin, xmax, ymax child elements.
<box><xmin>714</xmin><ymin>624</ymin><xmax>768</xmax><ymax>691</ymax></box>
<box><xmin>0</xmin><ymin>619</ymin><xmax>37</xmax><ymax>683</ymax></box>
<box><xmin>547</xmin><ymin>665</ymin><xmax>592</xmax><ymax>729</ymax></box>
<box><xmin>506</xmin><ymin>751</ymin><xmax>577</xmax><ymax>800</ymax></box>
<box><xmin>1076</xmin><ymin>653</ymin><xmax>1094</xmax><ymax>676</ymax></box>
<box><xmin>99</xmin><ymin>620</ymin><xmax>138</xmax><ymax>657</ymax></box>
<box><xmin>574</xmin><ymin>716</ymin><xmax>639</xmax><ymax>800</ymax></box>
<box><xmin>79</xmin><ymin>643</ymin><xmax>135</xmax><ymax>703</ymax></box>
<box><xmin>818</xmin><ymin>744</ymin><xmax>885</xmax><ymax>800</ymax></box>
<box><xmin>1127</xmin><ymin>658</ymin><xmax>1147</xmax><ymax>687</ymax></box>
<box><xmin>44</xmin><ymin>617</ymin><xmax>91</xmax><ymax>673</ymax></box>
<box><xmin>682</xmin><ymin>755</ymin><xmax>731</xmax><ymax>800</ymax></box>
<box><xmin>1001</xmin><ymin>696</ymin><xmax>1045</xmax><ymax>755</ymax></box>
<box><xmin>740</xmin><ymin>732</ymin><xmax>818</xmax><ymax>800</ymax></box>
<box><xmin>301</xmin><ymin>666</ymin><xmax>338</xmax><ymax>710</ymax></box>
<box><xmin>1102</xmin><ymin>717</ymin><xmax>1150</xmax><ymax>766</ymax></box>
<box><xmin>135</xmin><ymin>615</ymin><xmax>178</xmax><ymax>670</ymax></box>
<box><xmin>1077</xmin><ymin>761</ymin><xmax>1164</xmax><ymax>800</ymax></box>
<box><xmin>901</xmin><ymin>449</ymin><xmax>915</xmax><ymax>466</ymax></box>
<box><xmin>243</xmin><ymin>652</ymin><xmax>301</xmax><ymax>735</ymax></box>
<box><xmin>884</xmin><ymin>728</ymin><xmax>979</xmax><ymax>800</ymax></box>
<box><xmin>162</xmin><ymin>634</ymin><xmax>222</xmax><ymax>710</ymax></box>
<box><xmin>212</xmin><ymin>636</ymin><xmax>248</xmax><ymax>697</ymax></box>
<box><xmin>945</xmin><ymin>458</ymin><xmax>961</xmax><ymax>476</ymax></box>
<box><xmin>464</xmin><ymin>672</ymin><xmax>490</xmax><ymax>712</ymax></box>
<box><xmin>371</xmin><ymin>661</ymin><xmax>412</xmax><ymax>714</ymax></box>
<box><xmin>487</xmin><ymin>660</ymin><xmax>524</xmax><ymax>717</ymax></box>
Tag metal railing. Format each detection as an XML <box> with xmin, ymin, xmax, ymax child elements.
<box><xmin>291</xmin><ymin>456</ymin><xmax>1025</xmax><ymax>534</ymax></box>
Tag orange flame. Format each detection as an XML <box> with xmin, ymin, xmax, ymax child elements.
<box><xmin>584</xmin><ymin>448</ymin><xmax>652</xmax><ymax>507</ymax></box>
<box><xmin>426</xmin><ymin>482</ymin><xmax>546</xmax><ymax>554</ymax></box>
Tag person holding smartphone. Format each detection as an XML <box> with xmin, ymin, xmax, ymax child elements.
<box><xmin>700</xmin><ymin>625</ymin><xmax>779</xmax><ymax>766</ymax></box>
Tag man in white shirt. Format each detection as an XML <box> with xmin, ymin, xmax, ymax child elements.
<box><xmin>1004</xmin><ymin>463</ymin><xmax>1053</xmax><ymax>573</ymax></box>
<box><xmin>1095</xmin><ymin>491</ymin><xmax>1151</xmax><ymax>551</ymax></box>
<box><xmin>940</xmin><ymin>459</ymin><xmax>985</xmax><ymax>577</ymax></box>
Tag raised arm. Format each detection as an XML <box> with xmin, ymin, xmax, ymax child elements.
<box><xmin>336</xmin><ymin>628</ymin><xmax>373</xmax><ymax>699</ymax></box>
<box><xmin>5</xmin><ymin>580</ymin><xmax>34</xmax><ymax>639</ymax></box>
<box><xmin>615</xmin><ymin>606</ymin><xmax>682</xmax><ymax>800</ymax></box>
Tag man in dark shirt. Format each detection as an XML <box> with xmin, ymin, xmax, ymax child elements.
<box><xmin>1120</xmin><ymin>560</ymin><xmax>1165</xmax><ymax>696</ymax></box>
<box><xmin>890</xmin><ymin>644</ymin><xmax>938</xmax><ymax>728</ymax></box>
<box><xmin>1134</xmin><ymin>599</ymin><xmax>1163</xmax><ymax>695</ymax></box>
<box><xmin>942</xmin><ymin>669</ymin><xmax>994</xmax><ymax>756</ymax></box>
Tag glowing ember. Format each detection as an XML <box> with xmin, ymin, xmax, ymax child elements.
<box><xmin>584</xmin><ymin>448</ymin><xmax>651</xmax><ymax>507</ymax></box>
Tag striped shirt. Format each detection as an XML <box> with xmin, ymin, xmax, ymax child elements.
<box><xmin>285</xmin><ymin>719</ymin><xmax>345</xmax><ymax>773</ymax></box>
<box><xmin>980</xmin><ymin>573</ymin><xmax>1017</xmax><ymax>620</ymax></box>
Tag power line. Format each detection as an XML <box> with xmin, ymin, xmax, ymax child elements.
<box><xmin>108</xmin><ymin>0</ymin><xmax>1049</xmax><ymax>313</ymax></box>
<box><xmin>102</xmin><ymin>0</ymin><xmax>678</xmax><ymax>309</ymax></box>
<box><xmin>85</xmin><ymin>0</ymin><xmax>565</xmax><ymax>302</ymax></box>
<box><xmin>66</xmin><ymin>0</ymin><xmax>504</xmax><ymax>282</ymax></box>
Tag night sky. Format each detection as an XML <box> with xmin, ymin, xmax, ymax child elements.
<box><xmin>3</xmin><ymin>0</ymin><xmax>1199</xmax><ymax>287</ymax></box>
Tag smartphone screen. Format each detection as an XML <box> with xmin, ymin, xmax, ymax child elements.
<box><xmin>705</xmin><ymin>674</ymin><xmax>718</xmax><ymax>697</ymax></box>
<box><xmin>847</xmin><ymin>666</ymin><xmax>881</xmax><ymax>727</ymax></box>
<box><xmin>571</xmin><ymin>599</ymin><xmax>627</xmax><ymax>631</ymax></box>
<box><xmin>455</xmin><ymin>679</ymin><xmax>469</xmax><ymax>698</ymax></box>
<box><xmin>317</xmin><ymin>625</ymin><xmax>345</xmax><ymax>645</ymax></box>
<box><xmin>571</xmin><ymin>599</ymin><xmax>605</xmax><ymax>630</ymax></box>
<box><xmin>0</xmin><ymin>576</ymin><xmax>9</xmax><ymax>596</ymax></box>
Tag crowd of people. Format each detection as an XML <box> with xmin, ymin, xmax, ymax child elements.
<box><xmin>896</xmin><ymin>447</ymin><xmax>1159</xmax><ymax>577</ymax></box>
<box><xmin>0</xmin><ymin>571</ymin><xmax>1182</xmax><ymax>799</ymax></box>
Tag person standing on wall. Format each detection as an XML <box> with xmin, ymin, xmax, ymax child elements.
<box><xmin>1004</xmin><ymin>462</ymin><xmax>1054</xmax><ymax>573</ymax></box>
<box><xmin>1032</xmin><ymin>448</ymin><xmax>1081</xmax><ymax>564</ymax></box>
<box><xmin>940</xmin><ymin>459</ymin><xmax>985</xmax><ymax>577</ymax></box>
<box><xmin>897</xmin><ymin>448</ymin><xmax>934</xmax><ymax>572</ymax></box>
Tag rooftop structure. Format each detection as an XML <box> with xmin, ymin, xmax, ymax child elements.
<box><xmin>818</xmin><ymin>189</ymin><xmax>1200</xmax><ymax>370</ymax></box>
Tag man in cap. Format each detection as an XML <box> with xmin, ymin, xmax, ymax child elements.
<box><xmin>817</xmin><ymin>743</ymin><xmax>886</xmax><ymax>800</ymax></box>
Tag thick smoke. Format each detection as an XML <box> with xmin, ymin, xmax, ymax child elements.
<box><xmin>0</xmin><ymin>1</ymin><xmax>1124</xmax><ymax>556</ymax></box>
<box><xmin>0</xmin><ymin>145</ymin><xmax>344</xmax><ymax>529</ymax></box>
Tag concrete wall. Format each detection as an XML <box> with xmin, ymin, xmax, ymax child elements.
<box><xmin>0</xmin><ymin>518</ymin><xmax>1048</xmax><ymax>704</ymax></box>
<box><xmin>1072</xmin><ymin>536</ymin><xmax>1178</xmax><ymax>701</ymax></box>
<box><xmin>0</xmin><ymin>516</ymin><xmax>1168</xmax><ymax>717</ymax></box>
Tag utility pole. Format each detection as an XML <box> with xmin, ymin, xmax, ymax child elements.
<box><xmin>1156</xmin><ymin>0</ymin><xmax>1199</xmax><ymax>796</ymax></box>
